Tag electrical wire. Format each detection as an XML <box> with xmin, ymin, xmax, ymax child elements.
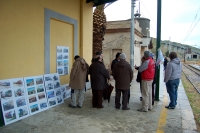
<box><xmin>137</xmin><ymin>0</ymin><xmax>157</xmax><ymax>37</ymax></box>
<box><xmin>182</xmin><ymin>16</ymin><xmax>200</xmax><ymax>44</ymax></box>
<box><xmin>182</xmin><ymin>7</ymin><xmax>200</xmax><ymax>43</ymax></box>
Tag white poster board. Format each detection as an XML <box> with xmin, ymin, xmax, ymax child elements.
<box><xmin>0</xmin><ymin>78</ymin><xmax>30</xmax><ymax>125</ymax></box>
<box><xmin>60</xmin><ymin>84</ymin><xmax>71</xmax><ymax>100</ymax></box>
<box><xmin>44</xmin><ymin>73</ymin><xmax>64</xmax><ymax>108</ymax></box>
<box><xmin>57</xmin><ymin>46</ymin><xmax>69</xmax><ymax>76</ymax></box>
<box><xmin>24</xmin><ymin>76</ymin><xmax>48</xmax><ymax>115</ymax></box>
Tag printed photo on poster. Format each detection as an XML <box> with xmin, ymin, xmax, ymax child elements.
<box><xmin>4</xmin><ymin>110</ymin><xmax>16</xmax><ymax>122</ymax></box>
<box><xmin>48</xmin><ymin>98</ymin><xmax>57</xmax><ymax>107</ymax></box>
<box><xmin>0</xmin><ymin>80</ymin><xmax>11</xmax><ymax>90</ymax></box>
<box><xmin>3</xmin><ymin>100</ymin><xmax>14</xmax><ymax>111</ymax></box>
<box><xmin>14</xmin><ymin>88</ymin><xmax>25</xmax><ymax>97</ymax></box>
<box><xmin>25</xmin><ymin>78</ymin><xmax>35</xmax><ymax>87</ymax></box>
<box><xmin>30</xmin><ymin>104</ymin><xmax>39</xmax><ymax>113</ymax></box>
<box><xmin>18</xmin><ymin>107</ymin><xmax>28</xmax><ymax>118</ymax></box>
<box><xmin>16</xmin><ymin>97</ymin><xmax>26</xmax><ymax>107</ymax></box>
<box><xmin>27</xmin><ymin>87</ymin><xmax>36</xmax><ymax>95</ymax></box>
<box><xmin>39</xmin><ymin>101</ymin><xmax>48</xmax><ymax>109</ymax></box>
<box><xmin>1</xmin><ymin>89</ymin><xmax>12</xmax><ymax>100</ymax></box>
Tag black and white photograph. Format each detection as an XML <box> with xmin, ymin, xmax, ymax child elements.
<box><xmin>0</xmin><ymin>79</ymin><xmax>11</xmax><ymax>89</ymax></box>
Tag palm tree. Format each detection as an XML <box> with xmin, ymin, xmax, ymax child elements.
<box><xmin>92</xmin><ymin>4</ymin><xmax>106</xmax><ymax>56</ymax></box>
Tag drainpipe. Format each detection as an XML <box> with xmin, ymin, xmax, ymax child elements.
<box><xmin>130</xmin><ymin>0</ymin><xmax>136</xmax><ymax>71</ymax></box>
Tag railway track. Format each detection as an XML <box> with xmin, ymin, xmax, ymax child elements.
<box><xmin>182</xmin><ymin>64</ymin><xmax>200</xmax><ymax>94</ymax></box>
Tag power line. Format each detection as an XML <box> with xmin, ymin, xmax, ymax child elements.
<box><xmin>182</xmin><ymin>7</ymin><xmax>200</xmax><ymax>43</ymax></box>
<box><xmin>183</xmin><ymin>16</ymin><xmax>200</xmax><ymax>44</ymax></box>
<box><xmin>137</xmin><ymin>0</ymin><xmax>157</xmax><ymax>38</ymax></box>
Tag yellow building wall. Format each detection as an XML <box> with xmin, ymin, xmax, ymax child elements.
<box><xmin>0</xmin><ymin>0</ymin><xmax>93</xmax><ymax>85</ymax></box>
<box><xmin>80</xmin><ymin>1</ymin><xmax>93</xmax><ymax>64</ymax></box>
<box><xmin>50</xmin><ymin>19</ymin><xmax>74</xmax><ymax>84</ymax></box>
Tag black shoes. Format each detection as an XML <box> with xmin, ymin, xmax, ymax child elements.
<box><xmin>140</xmin><ymin>97</ymin><xmax>142</xmax><ymax>101</ymax></box>
<box><xmin>77</xmin><ymin>105</ymin><xmax>82</xmax><ymax>108</ymax></box>
<box><xmin>68</xmin><ymin>104</ymin><xmax>76</xmax><ymax>108</ymax></box>
<box><xmin>165</xmin><ymin>106</ymin><xmax>175</xmax><ymax>109</ymax></box>
<box><xmin>122</xmin><ymin>108</ymin><xmax>130</xmax><ymax>110</ymax></box>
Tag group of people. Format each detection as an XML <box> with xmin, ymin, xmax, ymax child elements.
<box><xmin>67</xmin><ymin>50</ymin><xmax>182</xmax><ymax>112</ymax></box>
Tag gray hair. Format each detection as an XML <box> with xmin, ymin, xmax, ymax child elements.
<box><xmin>144</xmin><ymin>51</ymin><xmax>150</xmax><ymax>58</ymax></box>
<box><xmin>119</xmin><ymin>53</ymin><xmax>126</xmax><ymax>59</ymax></box>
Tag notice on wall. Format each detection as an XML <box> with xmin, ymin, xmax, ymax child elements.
<box><xmin>44</xmin><ymin>73</ymin><xmax>64</xmax><ymax>108</ymax></box>
<box><xmin>0</xmin><ymin>78</ymin><xmax>30</xmax><ymax>125</ymax></box>
<box><xmin>60</xmin><ymin>84</ymin><xmax>71</xmax><ymax>100</ymax></box>
<box><xmin>57</xmin><ymin>46</ymin><xmax>69</xmax><ymax>76</ymax></box>
<box><xmin>24</xmin><ymin>75</ymin><xmax>48</xmax><ymax>115</ymax></box>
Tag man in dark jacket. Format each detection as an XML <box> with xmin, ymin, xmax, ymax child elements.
<box><xmin>89</xmin><ymin>52</ymin><xmax>110</xmax><ymax>108</ymax></box>
<box><xmin>112</xmin><ymin>53</ymin><xmax>133</xmax><ymax>110</ymax></box>
<box><xmin>137</xmin><ymin>51</ymin><xmax>155</xmax><ymax>112</ymax></box>
<box><xmin>111</xmin><ymin>52</ymin><xmax>121</xmax><ymax>71</ymax></box>
<box><xmin>163</xmin><ymin>57</ymin><xmax>168</xmax><ymax>70</ymax></box>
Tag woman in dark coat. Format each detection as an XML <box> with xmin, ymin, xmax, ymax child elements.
<box><xmin>89</xmin><ymin>54</ymin><xmax>110</xmax><ymax>108</ymax></box>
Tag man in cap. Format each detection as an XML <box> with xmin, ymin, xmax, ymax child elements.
<box><xmin>137</xmin><ymin>51</ymin><xmax>155</xmax><ymax>112</ymax></box>
<box><xmin>68</xmin><ymin>55</ymin><xmax>89</xmax><ymax>108</ymax></box>
<box><xmin>112</xmin><ymin>53</ymin><xmax>133</xmax><ymax>110</ymax></box>
<box><xmin>89</xmin><ymin>51</ymin><xmax>110</xmax><ymax>108</ymax></box>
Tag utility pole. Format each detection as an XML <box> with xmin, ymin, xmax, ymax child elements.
<box><xmin>155</xmin><ymin>0</ymin><xmax>162</xmax><ymax>101</ymax></box>
<box><xmin>168</xmin><ymin>37</ymin><xmax>171</xmax><ymax>55</ymax></box>
<box><xmin>130</xmin><ymin>0</ymin><xmax>136</xmax><ymax>71</ymax></box>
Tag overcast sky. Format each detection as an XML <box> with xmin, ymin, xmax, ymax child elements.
<box><xmin>104</xmin><ymin>0</ymin><xmax>200</xmax><ymax>48</ymax></box>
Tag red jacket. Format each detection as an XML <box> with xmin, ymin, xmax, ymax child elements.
<box><xmin>141</xmin><ymin>58</ymin><xmax>155</xmax><ymax>80</ymax></box>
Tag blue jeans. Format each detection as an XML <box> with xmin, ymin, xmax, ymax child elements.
<box><xmin>166</xmin><ymin>79</ymin><xmax>180</xmax><ymax>107</ymax></box>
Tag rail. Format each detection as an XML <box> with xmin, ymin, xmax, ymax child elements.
<box><xmin>182</xmin><ymin>64</ymin><xmax>200</xmax><ymax>94</ymax></box>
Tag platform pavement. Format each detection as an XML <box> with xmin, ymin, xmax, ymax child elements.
<box><xmin>0</xmin><ymin>65</ymin><xmax>199</xmax><ymax>133</ymax></box>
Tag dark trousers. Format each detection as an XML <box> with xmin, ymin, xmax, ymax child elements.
<box><xmin>128</xmin><ymin>89</ymin><xmax>130</xmax><ymax>104</ymax></box>
<box><xmin>92</xmin><ymin>89</ymin><xmax>103</xmax><ymax>108</ymax></box>
<box><xmin>115</xmin><ymin>89</ymin><xmax>129</xmax><ymax>109</ymax></box>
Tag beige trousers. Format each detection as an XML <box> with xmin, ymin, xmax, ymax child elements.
<box><xmin>141</xmin><ymin>80</ymin><xmax>153</xmax><ymax>111</ymax></box>
<box><xmin>71</xmin><ymin>89</ymin><xmax>85</xmax><ymax>107</ymax></box>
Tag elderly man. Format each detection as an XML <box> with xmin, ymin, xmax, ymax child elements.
<box><xmin>89</xmin><ymin>51</ymin><xmax>110</xmax><ymax>108</ymax></box>
<box><xmin>112</xmin><ymin>53</ymin><xmax>133</xmax><ymax>110</ymax></box>
<box><xmin>137</xmin><ymin>51</ymin><xmax>155</xmax><ymax>112</ymax></box>
<box><xmin>68</xmin><ymin>55</ymin><xmax>89</xmax><ymax>108</ymax></box>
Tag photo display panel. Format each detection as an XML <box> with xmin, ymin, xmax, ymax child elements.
<box><xmin>24</xmin><ymin>75</ymin><xmax>48</xmax><ymax>115</ymax></box>
<box><xmin>44</xmin><ymin>73</ymin><xmax>64</xmax><ymax>108</ymax></box>
<box><xmin>57</xmin><ymin>46</ymin><xmax>69</xmax><ymax>76</ymax></box>
<box><xmin>60</xmin><ymin>84</ymin><xmax>71</xmax><ymax>100</ymax></box>
<box><xmin>0</xmin><ymin>78</ymin><xmax>30</xmax><ymax>125</ymax></box>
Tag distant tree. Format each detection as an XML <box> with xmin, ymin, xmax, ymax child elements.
<box><xmin>165</xmin><ymin>51</ymin><xmax>169</xmax><ymax>56</ymax></box>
